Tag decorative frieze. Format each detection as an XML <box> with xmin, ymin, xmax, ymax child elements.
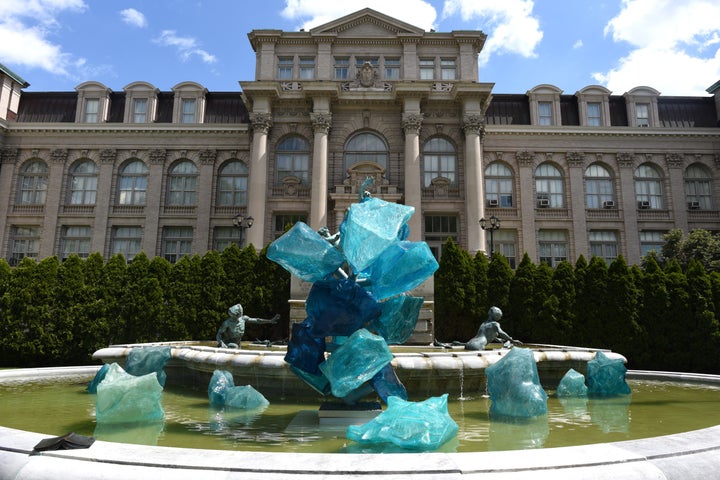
<box><xmin>281</xmin><ymin>82</ymin><xmax>302</xmax><ymax>91</ymax></box>
<box><xmin>431</xmin><ymin>82</ymin><xmax>453</xmax><ymax>92</ymax></box>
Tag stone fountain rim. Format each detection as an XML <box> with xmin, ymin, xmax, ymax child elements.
<box><xmin>2</xmin><ymin>364</ymin><xmax>720</xmax><ymax>479</ymax></box>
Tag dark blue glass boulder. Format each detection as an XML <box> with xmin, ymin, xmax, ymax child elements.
<box><xmin>284</xmin><ymin>320</ymin><xmax>327</xmax><ymax>375</ymax></box>
<box><xmin>305</xmin><ymin>278</ymin><xmax>381</xmax><ymax>337</ymax></box>
<box><xmin>370</xmin><ymin>363</ymin><xmax>408</xmax><ymax>403</ymax></box>
<box><xmin>360</xmin><ymin>241</ymin><xmax>438</xmax><ymax>300</ymax></box>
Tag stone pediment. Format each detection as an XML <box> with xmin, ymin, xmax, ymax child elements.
<box><xmin>310</xmin><ymin>8</ymin><xmax>425</xmax><ymax>37</ymax></box>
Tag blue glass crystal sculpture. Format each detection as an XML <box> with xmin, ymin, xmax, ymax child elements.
<box><xmin>267</xmin><ymin>222</ymin><xmax>345</xmax><ymax>282</ymax></box>
<box><xmin>486</xmin><ymin>347</ymin><xmax>548</xmax><ymax>418</ymax></box>
<box><xmin>556</xmin><ymin>368</ymin><xmax>588</xmax><ymax>398</ymax></box>
<box><xmin>586</xmin><ymin>351</ymin><xmax>631</xmax><ymax>397</ymax></box>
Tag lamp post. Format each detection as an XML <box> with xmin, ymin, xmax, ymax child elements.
<box><xmin>479</xmin><ymin>215</ymin><xmax>501</xmax><ymax>257</ymax></box>
<box><xmin>232</xmin><ymin>214</ymin><xmax>254</xmax><ymax>248</ymax></box>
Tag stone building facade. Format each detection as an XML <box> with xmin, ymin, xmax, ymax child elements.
<box><xmin>0</xmin><ymin>8</ymin><xmax>719</xmax><ymax>275</ymax></box>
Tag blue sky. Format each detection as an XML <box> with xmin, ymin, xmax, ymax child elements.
<box><xmin>2</xmin><ymin>0</ymin><xmax>719</xmax><ymax>96</ymax></box>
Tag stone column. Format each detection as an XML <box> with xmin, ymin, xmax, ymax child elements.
<box><xmin>246</xmin><ymin>112</ymin><xmax>272</xmax><ymax>249</ymax></box>
<box><xmin>195</xmin><ymin>149</ymin><xmax>217</xmax><ymax>252</ymax></box>
<box><xmin>142</xmin><ymin>150</ymin><xmax>165</xmax><ymax>256</ymax></box>
<box><xmin>309</xmin><ymin>111</ymin><xmax>331</xmax><ymax>230</ymax></box>
<box><xmin>402</xmin><ymin>109</ymin><xmax>423</xmax><ymax>241</ymax></box>
<box><xmin>567</xmin><ymin>152</ymin><xmax>589</xmax><ymax>257</ymax></box>
<box><xmin>463</xmin><ymin>113</ymin><xmax>485</xmax><ymax>254</ymax></box>
<box><xmin>516</xmin><ymin>152</ymin><xmax>537</xmax><ymax>260</ymax></box>
<box><xmin>617</xmin><ymin>153</ymin><xmax>640</xmax><ymax>265</ymax></box>
<box><xmin>39</xmin><ymin>149</ymin><xmax>67</xmax><ymax>258</ymax></box>
<box><xmin>91</xmin><ymin>148</ymin><xmax>117</xmax><ymax>254</ymax></box>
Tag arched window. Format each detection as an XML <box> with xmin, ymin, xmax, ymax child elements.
<box><xmin>276</xmin><ymin>136</ymin><xmax>310</xmax><ymax>184</ymax></box>
<box><xmin>18</xmin><ymin>160</ymin><xmax>48</xmax><ymax>205</ymax></box>
<box><xmin>584</xmin><ymin>164</ymin><xmax>614</xmax><ymax>209</ymax></box>
<box><xmin>634</xmin><ymin>163</ymin><xmax>663</xmax><ymax>209</ymax></box>
<box><xmin>217</xmin><ymin>160</ymin><xmax>248</xmax><ymax>206</ymax></box>
<box><xmin>167</xmin><ymin>160</ymin><xmax>198</xmax><ymax>206</ymax></box>
<box><xmin>344</xmin><ymin>132</ymin><xmax>388</xmax><ymax>172</ymax></box>
<box><xmin>69</xmin><ymin>160</ymin><xmax>98</xmax><ymax>205</ymax></box>
<box><xmin>684</xmin><ymin>163</ymin><xmax>712</xmax><ymax>210</ymax></box>
<box><xmin>423</xmin><ymin>137</ymin><xmax>456</xmax><ymax>187</ymax></box>
<box><xmin>535</xmin><ymin>163</ymin><xmax>564</xmax><ymax>208</ymax></box>
<box><xmin>485</xmin><ymin>162</ymin><xmax>514</xmax><ymax>207</ymax></box>
<box><xmin>118</xmin><ymin>160</ymin><xmax>148</xmax><ymax>205</ymax></box>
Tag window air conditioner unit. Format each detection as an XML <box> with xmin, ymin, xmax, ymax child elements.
<box><xmin>537</xmin><ymin>198</ymin><xmax>550</xmax><ymax>208</ymax></box>
<box><xmin>638</xmin><ymin>200</ymin><xmax>651</xmax><ymax>209</ymax></box>
<box><xmin>603</xmin><ymin>200</ymin><xmax>615</xmax><ymax>209</ymax></box>
<box><xmin>688</xmin><ymin>201</ymin><xmax>701</xmax><ymax>210</ymax></box>
<box><xmin>487</xmin><ymin>199</ymin><xmax>499</xmax><ymax>207</ymax></box>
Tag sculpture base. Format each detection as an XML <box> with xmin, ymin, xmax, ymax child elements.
<box><xmin>317</xmin><ymin>401</ymin><xmax>382</xmax><ymax>427</ymax></box>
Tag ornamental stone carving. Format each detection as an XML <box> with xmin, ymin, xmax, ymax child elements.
<box><xmin>250</xmin><ymin>112</ymin><xmax>273</xmax><ymax>133</ymax></box>
<box><xmin>401</xmin><ymin>112</ymin><xmax>424</xmax><ymax>135</ymax></box>
<box><xmin>566</xmin><ymin>152</ymin><xmax>585</xmax><ymax>167</ymax></box>
<box><xmin>665</xmin><ymin>152</ymin><xmax>684</xmax><ymax>168</ymax></box>
<box><xmin>199</xmin><ymin>149</ymin><xmax>217</xmax><ymax>165</ymax></box>
<box><xmin>462</xmin><ymin>114</ymin><xmax>485</xmax><ymax>136</ymax></box>
<box><xmin>149</xmin><ymin>149</ymin><xmax>167</xmax><ymax>164</ymax></box>
<box><xmin>431</xmin><ymin>82</ymin><xmax>454</xmax><ymax>92</ymax></box>
<box><xmin>616</xmin><ymin>152</ymin><xmax>636</xmax><ymax>168</ymax></box>
<box><xmin>1</xmin><ymin>148</ymin><xmax>18</xmax><ymax>164</ymax></box>
<box><xmin>516</xmin><ymin>151</ymin><xmax>536</xmax><ymax>167</ymax></box>
<box><xmin>310</xmin><ymin>112</ymin><xmax>332</xmax><ymax>134</ymax></box>
<box><xmin>99</xmin><ymin>149</ymin><xmax>116</xmax><ymax>164</ymax></box>
<box><xmin>50</xmin><ymin>149</ymin><xmax>68</xmax><ymax>164</ymax></box>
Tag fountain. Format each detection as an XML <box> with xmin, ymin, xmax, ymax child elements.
<box><xmin>3</xmin><ymin>191</ymin><xmax>720</xmax><ymax>477</ymax></box>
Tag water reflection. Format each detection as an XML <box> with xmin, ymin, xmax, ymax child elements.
<box><xmin>94</xmin><ymin>421</ymin><xmax>164</xmax><ymax>445</ymax></box>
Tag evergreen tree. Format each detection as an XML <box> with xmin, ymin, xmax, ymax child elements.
<box><xmin>576</xmin><ymin>256</ymin><xmax>608</xmax><ymax>348</ymax></box>
<box><xmin>120</xmin><ymin>252</ymin><xmax>164</xmax><ymax>343</ymax></box>
<box><xmin>220</xmin><ymin>243</ymin><xmax>256</xmax><ymax>308</ymax></box>
<box><xmin>195</xmin><ymin>250</ymin><xmax>226</xmax><ymax>341</ymax></box>
<box><xmin>548</xmin><ymin>261</ymin><xmax>575</xmax><ymax>345</ymax></box>
<box><xmin>486</xmin><ymin>252</ymin><xmax>513</xmax><ymax>319</ymax></box>
<box><xmin>605</xmin><ymin>256</ymin><xmax>642</xmax><ymax>363</ymax></box>
<box><xmin>55</xmin><ymin>255</ymin><xmax>86</xmax><ymax>364</ymax></box>
<box><xmin>250</xmin><ymin>244</ymin><xmax>291</xmax><ymax>342</ymax></box>
<box><xmin>530</xmin><ymin>262</ymin><xmax>554</xmax><ymax>343</ymax></box>
<box><xmin>507</xmin><ymin>253</ymin><xmax>536</xmax><ymax>339</ymax></box>
<box><xmin>473</xmin><ymin>251</ymin><xmax>489</xmax><ymax>320</ymax></box>
<box><xmin>101</xmin><ymin>254</ymin><xmax>128</xmax><ymax>346</ymax></box>
<box><xmin>79</xmin><ymin>253</ymin><xmax>112</xmax><ymax>357</ymax></box>
<box><xmin>635</xmin><ymin>256</ymin><xmax>665</xmax><ymax>369</ymax></box>
<box><xmin>663</xmin><ymin>259</ymin><xmax>692</xmax><ymax>370</ymax></box>
<box><xmin>162</xmin><ymin>255</ymin><xmax>197</xmax><ymax>341</ymax></box>
<box><xmin>434</xmin><ymin>239</ymin><xmax>475</xmax><ymax>342</ymax></box>
<box><xmin>685</xmin><ymin>260</ymin><xmax>720</xmax><ymax>372</ymax></box>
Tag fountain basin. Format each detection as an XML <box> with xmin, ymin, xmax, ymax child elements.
<box><xmin>92</xmin><ymin>341</ymin><xmax>621</xmax><ymax>398</ymax></box>
<box><xmin>2</xmin><ymin>348</ymin><xmax>720</xmax><ymax>479</ymax></box>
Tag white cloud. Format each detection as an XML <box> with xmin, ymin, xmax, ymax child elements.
<box><xmin>573</xmin><ymin>39</ymin><xmax>583</xmax><ymax>50</ymax></box>
<box><xmin>0</xmin><ymin>0</ymin><xmax>86</xmax><ymax>76</ymax></box>
<box><xmin>120</xmin><ymin>8</ymin><xmax>147</xmax><ymax>28</ymax></box>
<box><xmin>281</xmin><ymin>0</ymin><xmax>437</xmax><ymax>31</ymax></box>
<box><xmin>154</xmin><ymin>30</ymin><xmax>217</xmax><ymax>64</ymax></box>
<box><xmin>440</xmin><ymin>0</ymin><xmax>542</xmax><ymax>66</ymax></box>
<box><xmin>599</xmin><ymin>0</ymin><xmax>720</xmax><ymax>95</ymax></box>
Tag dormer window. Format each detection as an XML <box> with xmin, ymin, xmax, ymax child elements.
<box><xmin>181</xmin><ymin>98</ymin><xmax>196</xmax><ymax>123</ymax></box>
<box><xmin>133</xmin><ymin>98</ymin><xmax>147</xmax><ymax>123</ymax></box>
<box><xmin>123</xmin><ymin>81</ymin><xmax>159</xmax><ymax>123</ymax></box>
<box><xmin>587</xmin><ymin>102</ymin><xmax>601</xmax><ymax>126</ymax></box>
<box><xmin>636</xmin><ymin>103</ymin><xmax>650</xmax><ymax>127</ymax></box>
<box><xmin>84</xmin><ymin>99</ymin><xmax>99</xmax><ymax>123</ymax></box>
<box><xmin>171</xmin><ymin>81</ymin><xmax>206</xmax><ymax>124</ymax></box>
<box><xmin>538</xmin><ymin>102</ymin><xmax>552</xmax><ymax>125</ymax></box>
